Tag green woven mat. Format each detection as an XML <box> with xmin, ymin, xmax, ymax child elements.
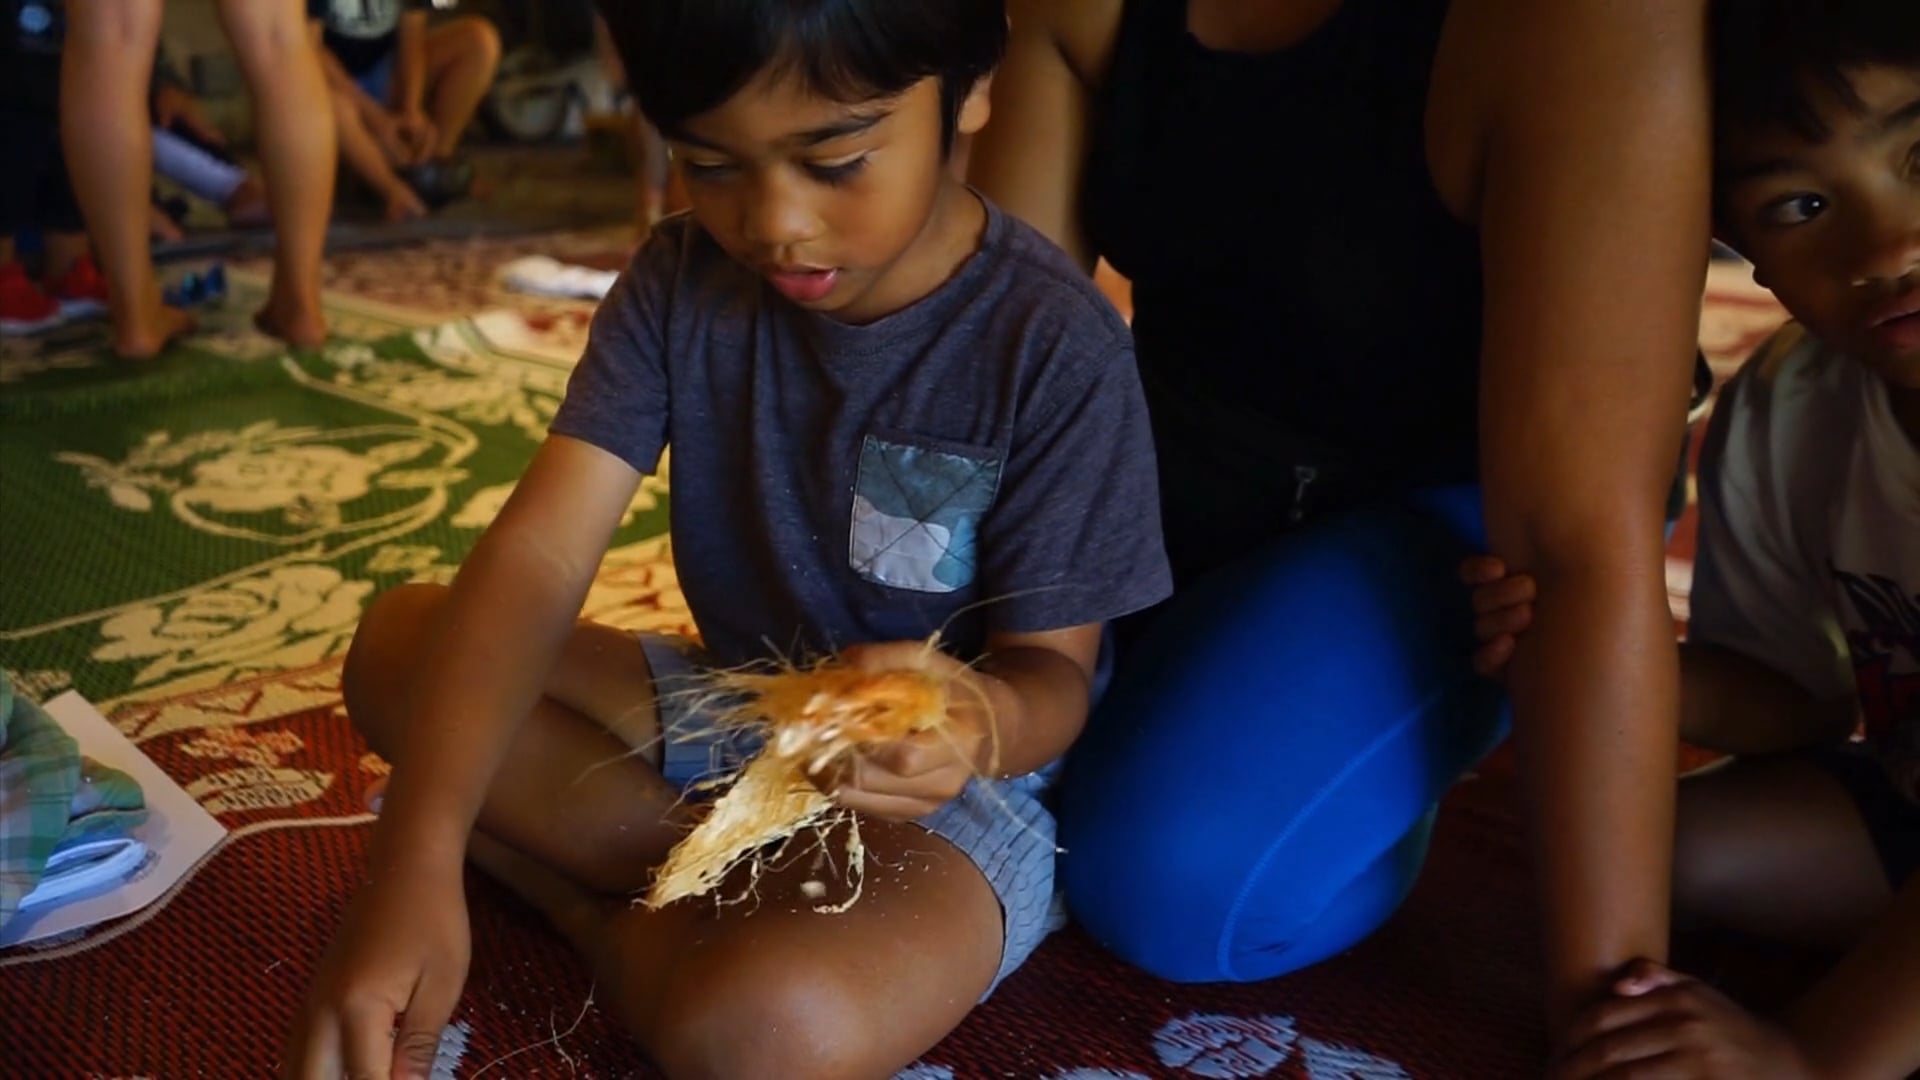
<box><xmin>0</xmin><ymin>271</ymin><xmax>677</xmax><ymax>714</ymax></box>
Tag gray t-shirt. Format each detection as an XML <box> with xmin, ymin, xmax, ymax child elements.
<box><xmin>550</xmin><ymin>198</ymin><xmax>1172</xmax><ymax>669</ymax></box>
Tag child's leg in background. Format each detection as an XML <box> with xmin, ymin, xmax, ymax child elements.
<box><xmin>1058</xmin><ymin>486</ymin><xmax>1511</xmax><ymax>982</ymax></box>
<box><xmin>210</xmin><ymin>0</ymin><xmax>334</xmax><ymax>347</ymax></box>
<box><xmin>345</xmin><ymin>584</ymin><xmax>1011</xmax><ymax>1079</ymax></box>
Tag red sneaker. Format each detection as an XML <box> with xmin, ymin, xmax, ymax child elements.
<box><xmin>45</xmin><ymin>254</ymin><xmax>110</xmax><ymax>319</ymax></box>
<box><xmin>0</xmin><ymin>260</ymin><xmax>62</xmax><ymax>335</ymax></box>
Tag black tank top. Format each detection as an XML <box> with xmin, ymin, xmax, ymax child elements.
<box><xmin>1083</xmin><ymin>0</ymin><xmax>1483</xmax><ymax>577</ymax></box>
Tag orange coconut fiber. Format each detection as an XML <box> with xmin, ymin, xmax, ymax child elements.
<box><xmin>645</xmin><ymin>663</ymin><xmax>953</xmax><ymax>912</ymax></box>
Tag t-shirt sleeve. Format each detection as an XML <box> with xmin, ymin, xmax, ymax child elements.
<box><xmin>547</xmin><ymin>243</ymin><xmax>673</xmax><ymax>475</ymax></box>
<box><xmin>1686</xmin><ymin>350</ymin><xmax>1856</xmax><ymax>701</ymax></box>
<box><xmin>978</xmin><ymin>336</ymin><xmax>1173</xmax><ymax>634</ymax></box>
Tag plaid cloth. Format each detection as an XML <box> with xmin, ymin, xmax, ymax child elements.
<box><xmin>0</xmin><ymin>674</ymin><xmax>146</xmax><ymax>927</ymax></box>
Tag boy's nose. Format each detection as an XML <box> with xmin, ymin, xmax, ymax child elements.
<box><xmin>743</xmin><ymin>175</ymin><xmax>822</xmax><ymax>251</ymax></box>
<box><xmin>1850</xmin><ymin>209</ymin><xmax>1920</xmax><ymax>287</ymax></box>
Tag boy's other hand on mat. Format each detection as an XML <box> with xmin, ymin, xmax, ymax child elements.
<box><xmin>283</xmin><ymin>861</ymin><xmax>470</xmax><ymax>1080</ymax></box>
<box><xmin>1553</xmin><ymin>960</ymin><xmax>1819</xmax><ymax>1080</ymax></box>
<box><xmin>825</xmin><ymin>642</ymin><xmax>994</xmax><ymax>820</ymax></box>
<box><xmin>1459</xmin><ymin>555</ymin><xmax>1537</xmax><ymax>679</ymax></box>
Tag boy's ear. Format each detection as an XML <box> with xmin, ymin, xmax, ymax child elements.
<box><xmin>957</xmin><ymin>72</ymin><xmax>994</xmax><ymax>139</ymax></box>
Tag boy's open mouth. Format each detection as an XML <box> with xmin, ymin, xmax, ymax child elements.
<box><xmin>1865</xmin><ymin>284</ymin><xmax>1920</xmax><ymax>353</ymax></box>
<box><xmin>765</xmin><ymin>266</ymin><xmax>840</xmax><ymax>303</ymax></box>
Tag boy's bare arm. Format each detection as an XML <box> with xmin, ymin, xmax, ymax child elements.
<box><xmin>833</xmin><ymin>624</ymin><xmax>1100</xmax><ymax>820</ymax></box>
<box><xmin>1789</xmin><ymin>874</ymin><xmax>1920</xmax><ymax>1080</ymax></box>
<box><xmin>372</xmin><ymin>436</ymin><xmax>642</xmax><ymax>867</ymax></box>
<box><xmin>1679</xmin><ymin>642</ymin><xmax>1859</xmax><ymax>755</ymax></box>
<box><xmin>971</xmin><ymin>624</ymin><xmax>1102</xmax><ymax>777</ymax></box>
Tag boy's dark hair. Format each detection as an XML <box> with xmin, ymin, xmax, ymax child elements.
<box><xmin>1712</xmin><ymin>0</ymin><xmax>1920</xmax><ymax>148</ymax></box>
<box><xmin>594</xmin><ymin>0</ymin><xmax>1007</xmax><ymax>153</ymax></box>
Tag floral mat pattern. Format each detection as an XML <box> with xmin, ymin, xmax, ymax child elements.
<box><xmin>0</xmin><ymin>244</ymin><xmax>1788</xmax><ymax>1078</ymax></box>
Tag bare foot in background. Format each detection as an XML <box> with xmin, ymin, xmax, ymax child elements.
<box><xmin>113</xmin><ymin>292</ymin><xmax>196</xmax><ymax>360</ymax></box>
<box><xmin>254</xmin><ymin>285</ymin><xmax>327</xmax><ymax>349</ymax></box>
<box><xmin>382</xmin><ymin>182</ymin><xmax>429</xmax><ymax>224</ymax></box>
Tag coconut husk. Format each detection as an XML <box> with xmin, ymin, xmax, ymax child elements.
<box><xmin>645</xmin><ymin>661</ymin><xmax>951</xmax><ymax>911</ymax></box>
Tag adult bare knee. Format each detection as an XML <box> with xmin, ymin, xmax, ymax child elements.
<box><xmin>341</xmin><ymin>583</ymin><xmax>449</xmax><ymax>759</ymax></box>
<box><xmin>648</xmin><ymin>962</ymin><xmax>888</xmax><ymax>1080</ymax></box>
<box><xmin>452</xmin><ymin>17</ymin><xmax>503</xmax><ymax>74</ymax></box>
<box><xmin>213</xmin><ymin>0</ymin><xmax>309</xmax><ymax>57</ymax></box>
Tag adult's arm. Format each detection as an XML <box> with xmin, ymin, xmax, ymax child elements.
<box><xmin>1466</xmin><ymin>0</ymin><xmax>1711</xmax><ymax>1039</ymax></box>
<box><xmin>967</xmin><ymin>0</ymin><xmax>1122</xmax><ymax>272</ymax></box>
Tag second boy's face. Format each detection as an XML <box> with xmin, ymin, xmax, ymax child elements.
<box><xmin>666</xmin><ymin>71</ymin><xmax>991</xmax><ymax>325</ymax></box>
<box><xmin>1722</xmin><ymin>65</ymin><xmax>1920</xmax><ymax>387</ymax></box>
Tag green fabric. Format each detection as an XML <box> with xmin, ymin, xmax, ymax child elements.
<box><xmin>0</xmin><ymin>277</ymin><xmax>670</xmax><ymax>708</ymax></box>
<box><xmin>0</xmin><ymin>670</ymin><xmax>146</xmax><ymax>926</ymax></box>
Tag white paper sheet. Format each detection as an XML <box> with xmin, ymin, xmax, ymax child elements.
<box><xmin>0</xmin><ymin>692</ymin><xmax>228</xmax><ymax>947</ymax></box>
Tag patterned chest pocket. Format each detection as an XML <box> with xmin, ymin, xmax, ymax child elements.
<box><xmin>850</xmin><ymin>435</ymin><xmax>1002</xmax><ymax>594</ymax></box>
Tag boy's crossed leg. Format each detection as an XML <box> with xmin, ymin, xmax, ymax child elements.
<box><xmin>345</xmin><ymin>584</ymin><xmax>1003</xmax><ymax>1079</ymax></box>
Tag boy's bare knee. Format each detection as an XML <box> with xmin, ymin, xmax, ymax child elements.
<box><xmin>342</xmin><ymin>583</ymin><xmax>449</xmax><ymax>753</ymax></box>
<box><xmin>650</xmin><ymin>961</ymin><xmax>880</xmax><ymax>1080</ymax></box>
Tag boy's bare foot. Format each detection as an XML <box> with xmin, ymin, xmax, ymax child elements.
<box><xmin>254</xmin><ymin>288</ymin><xmax>327</xmax><ymax>349</ymax></box>
<box><xmin>112</xmin><ymin>299</ymin><xmax>197</xmax><ymax>361</ymax></box>
<box><xmin>383</xmin><ymin>183</ymin><xmax>430</xmax><ymax>224</ymax></box>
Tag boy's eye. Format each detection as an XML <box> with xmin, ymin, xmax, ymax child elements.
<box><xmin>678</xmin><ymin>158</ymin><xmax>736</xmax><ymax>181</ymax></box>
<box><xmin>1760</xmin><ymin>192</ymin><xmax>1828</xmax><ymax>226</ymax></box>
<box><xmin>805</xmin><ymin>154</ymin><xmax>869</xmax><ymax>185</ymax></box>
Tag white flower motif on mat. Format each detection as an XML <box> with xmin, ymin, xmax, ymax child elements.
<box><xmin>181</xmin><ymin>726</ymin><xmax>304</xmax><ymax>768</ymax></box>
<box><xmin>893</xmin><ymin>1066</ymin><xmax>953</xmax><ymax>1080</ymax></box>
<box><xmin>1154</xmin><ymin>1014</ymin><xmax>1300</xmax><ymax>1079</ymax></box>
<box><xmin>0</xmin><ymin>341</ymin><xmax>103</xmax><ymax>383</ymax></box>
<box><xmin>94</xmin><ymin>565</ymin><xmax>374</xmax><ymax>686</ymax></box>
<box><xmin>186</xmin><ymin>763</ymin><xmax>335</xmax><ymax>815</ymax></box>
<box><xmin>1299</xmin><ymin>1037</ymin><xmax>1412</xmax><ymax>1079</ymax></box>
<box><xmin>365</xmin><ymin>544</ymin><xmax>443</xmax><ymax>575</ymax></box>
<box><xmin>622</xmin><ymin>469</ymin><xmax>669</xmax><ymax>524</ymax></box>
<box><xmin>339</xmin><ymin>363</ymin><xmax>557</xmax><ymax>443</ymax></box>
<box><xmin>6</xmin><ymin>668</ymin><xmax>73</xmax><ymax>700</ymax></box>
<box><xmin>428</xmin><ymin>1020</ymin><xmax>471</xmax><ymax>1080</ymax></box>
<box><xmin>451</xmin><ymin>483</ymin><xmax>514</xmax><ymax>528</ymax></box>
<box><xmin>324</xmin><ymin>342</ymin><xmax>380</xmax><ymax>370</ymax></box>
<box><xmin>580</xmin><ymin>537</ymin><xmax>694</xmax><ymax>636</ymax></box>
<box><xmin>56</xmin><ymin>422</ymin><xmax>460</xmax><ymax>541</ymax></box>
<box><xmin>178</xmin><ymin>444</ymin><xmax>380</xmax><ymax>522</ymax></box>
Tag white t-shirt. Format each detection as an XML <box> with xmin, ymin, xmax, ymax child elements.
<box><xmin>1688</xmin><ymin>324</ymin><xmax>1920</xmax><ymax>786</ymax></box>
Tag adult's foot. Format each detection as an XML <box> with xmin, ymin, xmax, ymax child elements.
<box><xmin>254</xmin><ymin>286</ymin><xmax>327</xmax><ymax>349</ymax></box>
<box><xmin>112</xmin><ymin>296</ymin><xmax>197</xmax><ymax>360</ymax></box>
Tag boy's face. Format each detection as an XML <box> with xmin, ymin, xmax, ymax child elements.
<box><xmin>1721</xmin><ymin>65</ymin><xmax>1920</xmax><ymax>387</ymax></box>
<box><xmin>665</xmin><ymin>70</ymin><xmax>991</xmax><ymax>324</ymax></box>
